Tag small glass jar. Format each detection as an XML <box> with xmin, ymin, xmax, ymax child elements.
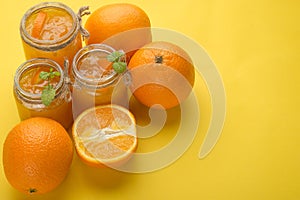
<box><xmin>13</xmin><ymin>58</ymin><xmax>73</xmax><ymax>129</ymax></box>
<box><xmin>20</xmin><ymin>2</ymin><xmax>89</xmax><ymax>68</ymax></box>
<box><xmin>71</xmin><ymin>44</ymin><xmax>129</xmax><ymax>118</ymax></box>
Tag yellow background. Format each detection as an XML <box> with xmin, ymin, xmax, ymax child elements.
<box><xmin>1</xmin><ymin>0</ymin><xmax>300</xmax><ymax>199</ymax></box>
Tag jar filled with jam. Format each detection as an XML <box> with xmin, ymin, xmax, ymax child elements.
<box><xmin>71</xmin><ymin>44</ymin><xmax>129</xmax><ymax>118</ymax></box>
<box><xmin>20</xmin><ymin>2</ymin><xmax>89</xmax><ymax>68</ymax></box>
<box><xmin>13</xmin><ymin>58</ymin><xmax>73</xmax><ymax>129</ymax></box>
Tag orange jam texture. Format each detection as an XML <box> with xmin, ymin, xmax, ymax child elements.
<box><xmin>19</xmin><ymin>66</ymin><xmax>60</xmax><ymax>94</ymax></box>
<box><xmin>25</xmin><ymin>8</ymin><xmax>73</xmax><ymax>40</ymax></box>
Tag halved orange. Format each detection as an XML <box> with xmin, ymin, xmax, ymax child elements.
<box><xmin>72</xmin><ymin>104</ymin><xmax>137</xmax><ymax>168</ymax></box>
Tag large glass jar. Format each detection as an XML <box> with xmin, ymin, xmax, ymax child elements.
<box><xmin>13</xmin><ymin>58</ymin><xmax>73</xmax><ymax>129</ymax></box>
<box><xmin>20</xmin><ymin>2</ymin><xmax>89</xmax><ymax>68</ymax></box>
<box><xmin>71</xmin><ymin>44</ymin><xmax>129</xmax><ymax>118</ymax></box>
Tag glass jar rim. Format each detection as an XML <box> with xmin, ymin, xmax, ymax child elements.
<box><xmin>14</xmin><ymin>58</ymin><xmax>65</xmax><ymax>100</ymax></box>
<box><xmin>72</xmin><ymin>44</ymin><xmax>120</xmax><ymax>89</ymax></box>
<box><xmin>20</xmin><ymin>2</ymin><xmax>79</xmax><ymax>51</ymax></box>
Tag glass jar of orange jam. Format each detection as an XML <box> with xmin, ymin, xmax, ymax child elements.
<box><xmin>13</xmin><ymin>58</ymin><xmax>73</xmax><ymax>129</ymax></box>
<box><xmin>20</xmin><ymin>2</ymin><xmax>88</xmax><ymax>68</ymax></box>
<box><xmin>71</xmin><ymin>44</ymin><xmax>129</xmax><ymax>118</ymax></box>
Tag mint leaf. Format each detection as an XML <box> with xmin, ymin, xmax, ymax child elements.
<box><xmin>49</xmin><ymin>71</ymin><xmax>60</xmax><ymax>79</ymax></box>
<box><xmin>41</xmin><ymin>86</ymin><xmax>55</xmax><ymax>106</ymax></box>
<box><xmin>113</xmin><ymin>51</ymin><xmax>122</xmax><ymax>58</ymax></box>
<box><xmin>107</xmin><ymin>50</ymin><xmax>127</xmax><ymax>74</ymax></box>
<box><xmin>107</xmin><ymin>54</ymin><xmax>117</xmax><ymax>62</ymax></box>
<box><xmin>39</xmin><ymin>71</ymin><xmax>49</xmax><ymax>80</ymax></box>
<box><xmin>112</xmin><ymin>62</ymin><xmax>127</xmax><ymax>74</ymax></box>
<box><xmin>39</xmin><ymin>68</ymin><xmax>61</xmax><ymax>106</ymax></box>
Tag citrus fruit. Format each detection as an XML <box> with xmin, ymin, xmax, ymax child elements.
<box><xmin>127</xmin><ymin>41</ymin><xmax>195</xmax><ymax>109</ymax></box>
<box><xmin>72</xmin><ymin>104</ymin><xmax>137</xmax><ymax>168</ymax></box>
<box><xmin>84</xmin><ymin>3</ymin><xmax>152</xmax><ymax>58</ymax></box>
<box><xmin>2</xmin><ymin>117</ymin><xmax>73</xmax><ymax>195</ymax></box>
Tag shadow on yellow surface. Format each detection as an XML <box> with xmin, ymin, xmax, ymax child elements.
<box><xmin>72</xmin><ymin>153</ymin><xmax>132</xmax><ymax>189</ymax></box>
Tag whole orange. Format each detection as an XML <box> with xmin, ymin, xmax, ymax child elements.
<box><xmin>2</xmin><ymin>117</ymin><xmax>73</xmax><ymax>195</ymax></box>
<box><xmin>85</xmin><ymin>3</ymin><xmax>152</xmax><ymax>58</ymax></box>
<box><xmin>127</xmin><ymin>41</ymin><xmax>195</xmax><ymax>109</ymax></box>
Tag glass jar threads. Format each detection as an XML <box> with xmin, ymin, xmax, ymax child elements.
<box><xmin>13</xmin><ymin>58</ymin><xmax>73</xmax><ymax>129</ymax></box>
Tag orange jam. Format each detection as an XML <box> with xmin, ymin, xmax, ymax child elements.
<box><xmin>19</xmin><ymin>66</ymin><xmax>60</xmax><ymax>94</ymax></box>
<box><xmin>25</xmin><ymin>10</ymin><xmax>73</xmax><ymax>41</ymax></box>
<box><xmin>71</xmin><ymin>44</ymin><xmax>129</xmax><ymax>118</ymax></box>
<box><xmin>14</xmin><ymin>58</ymin><xmax>73</xmax><ymax>129</ymax></box>
<box><xmin>20</xmin><ymin>2</ymin><xmax>84</xmax><ymax>68</ymax></box>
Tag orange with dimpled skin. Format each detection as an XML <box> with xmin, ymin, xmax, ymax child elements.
<box><xmin>85</xmin><ymin>3</ymin><xmax>152</xmax><ymax>58</ymax></box>
<box><xmin>128</xmin><ymin>41</ymin><xmax>195</xmax><ymax>109</ymax></box>
<box><xmin>2</xmin><ymin>117</ymin><xmax>73</xmax><ymax>195</ymax></box>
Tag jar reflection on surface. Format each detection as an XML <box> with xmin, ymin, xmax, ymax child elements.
<box><xmin>13</xmin><ymin>58</ymin><xmax>73</xmax><ymax>129</ymax></box>
<box><xmin>71</xmin><ymin>44</ymin><xmax>129</xmax><ymax>118</ymax></box>
<box><xmin>20</xmin><ymin>2</ymin><xmax>85</xmax><ymax>68</ymax></box>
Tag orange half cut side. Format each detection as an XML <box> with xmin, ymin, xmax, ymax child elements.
<box><xmin>72</xmin><ymin>104</ymin><xmax>137</xmax><ymax>168</ymax></box>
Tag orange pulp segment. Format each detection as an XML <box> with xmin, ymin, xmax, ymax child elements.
<box><xmin>31</xmin><ymin>11</ymin><xmax>47</xmax><ymax>39</ymax></box>
<box><xmin>72</xmin><ymin>105</ymin><xmax>137</xmax><ymax>167</ymax></box>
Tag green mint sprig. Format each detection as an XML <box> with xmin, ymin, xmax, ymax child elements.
<box><xmin>107</xmin><ymin>50</ymin><xmax>127</xmax><ymax>74</ymax></box>
<box><xmin>39</xmin><ymin>68</ymin><xmax>60</xmax><ymax>106</ymax></box>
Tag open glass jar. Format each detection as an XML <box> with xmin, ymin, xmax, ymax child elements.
<box><xmin>13</xmin><ymin>58</ymin><xmax>73</xmax><ymax>129</ymax></box>
<box><xmin>71</xmin><ymin>44</ymin><xmax>129</xmax><ymax>118</ymax></box>
<box><xmin>20</xmin><ymin>2</ymin><xmax>89</xmax><ymax>68</ymax></box>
